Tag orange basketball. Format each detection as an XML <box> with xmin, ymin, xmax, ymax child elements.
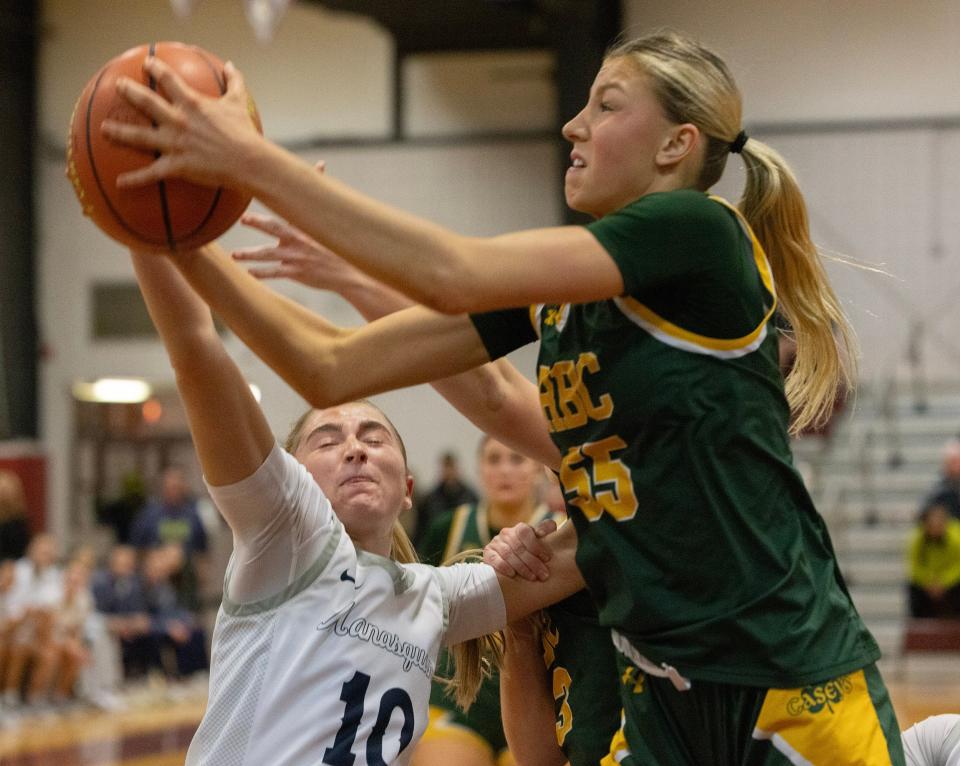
<box><xmin>66</xmin><ymin>42</ymin><xmax>261</xmax><ymax>251</ymax></box>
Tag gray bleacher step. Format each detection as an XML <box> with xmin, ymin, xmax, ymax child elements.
<box><xmin>865</xmin><ymin>619</ymin><xmax>905</xmax><ymax>657</ymax></box>
<box><xmin>834</xmin><ymin>524</ymin><xmax>914</xmax><ymax>555</ymax></box>
<box><xmin>848</xmin><ymin>585</ymin><xmax>906</xmax><ymax>620</ymax></box>
<box><xmin>841</xmin><ymin>558</ymin><xmax>905</xmax><ymax>587</ymax></box>
<box><xmin>822</xmin><ymin>499</ymin><xmax>920</xmax><ymax>525</ymax></box>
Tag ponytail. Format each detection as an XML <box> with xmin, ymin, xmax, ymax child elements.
<box><xmin>433</xmin><ymin>549</ymin><xmax>504</xmax><ymax>712</ymax></box>
<box><xmin>737</xmin><ymin>138</ymin><xmax>857</xmax><ymax>433</ymax></box>
<box><xmin>607</xmin><ymin>30</ymin><xmax>858</xmax><ymax>434</ymax></box>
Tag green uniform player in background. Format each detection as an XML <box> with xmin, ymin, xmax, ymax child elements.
<box><xmin>414</xmin><ymin>437</ymin><xmax>551</xmax><ymax>766</ymax></box>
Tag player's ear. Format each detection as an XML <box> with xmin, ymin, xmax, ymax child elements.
<box><xmin>404</xmin><ymin>474</ymin><xmax>414</xmax><ymax>512</ymax></box>
<box><xmin>655</xmin><ymin>123</ymin><xmax>700</xmax><ymax>168</ymax></box>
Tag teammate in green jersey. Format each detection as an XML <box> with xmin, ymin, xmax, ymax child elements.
<box><xmin>108</xmin><ymin>28</ymin><xmax>903</xmax><ymax>764</ymax></box>
<box><xmin>416</xmin><ymin>436</ymin><xmax>549</xmax><ymax>766</ymax></box>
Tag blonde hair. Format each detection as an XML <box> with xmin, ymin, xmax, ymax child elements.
<box><xmin>434</xmin><ymin>549</ymin><xmax>504</xmax><ymax>712</ymax></box>
<box><xmin>608</xmin><ymin>31</ymin><xmax>856</xmax><ymax>433</ymax></box>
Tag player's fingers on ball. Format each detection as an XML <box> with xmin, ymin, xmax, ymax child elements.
<box><xmin>223</xmin><ymin>61</ymin><xmax>248</xmax><ymax>97</ymax></box>
<box><xmin>143</xmin><ymin>56</ymin><xmax>196</xmax><ymax>104</ymax></box>
<box><xmin>100</xmin><ymin>120</ymin><xmax>152</xmax><ymax>150</ymax></box>
<box><xmin>115</xmin><ymin>159</ymin><xmax>167</xmax><ymax>188</ymax></box>
<box><xmin>117</xmin><ymin>77</ymin><xmax>179</xmax><ymax>124</ymax></box>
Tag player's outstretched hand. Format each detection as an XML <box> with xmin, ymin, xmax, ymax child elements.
<box><xmin>102</xmin><ymin>58</ymin><xmax>261</xmax><ymax>189</ymax></box>
<box><xmin>484</xmin><ymin>519</ymin><xmax>557</xmax><ymax>582</ymax></box>
<box><xmin>232</xmin><ymin>162</ymin><xmax>357</xmax><ymax>289</ymax></box>
<box><xmin>233</xmin><ymin>212</ymin><xmax>349</xmax><ymax>287</ymax></box>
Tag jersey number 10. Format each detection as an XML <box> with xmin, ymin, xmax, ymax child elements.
<box><xmin>323</xmin><ymin>670</ymin><xmax>415</xmax><ymax>766</ymax></box>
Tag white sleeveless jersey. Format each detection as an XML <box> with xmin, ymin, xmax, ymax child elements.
<box><xmin>185</xmin><ymin>445</ymin><xmax>504</xmax><ymax>766</ymax></box>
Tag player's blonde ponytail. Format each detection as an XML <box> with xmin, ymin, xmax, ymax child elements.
<box><xmin>608</xmin><ymin>30</ymin><xmax>857</xmax><ymax>433</ymax></box>
<box><xmin>435</xmin><ymin>549</ymin><xmax>504</xmax><ymax>711</ymax></box>
<box><xmin>737</xmin><ymin>139</ymin><xmax>856</xmax><ymax>432</ymax></box>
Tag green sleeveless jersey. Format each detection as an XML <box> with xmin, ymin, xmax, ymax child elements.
<box><xmin>470</xmin><ymin>190</ymin><xmax>879</xmax><ymax>687</ymax></box>
<box><xmin>543</xmin><ymin>589</ymin><xmax>620</xmax><ymax>765</ymax></box>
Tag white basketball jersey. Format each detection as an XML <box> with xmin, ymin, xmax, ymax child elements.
<box><xmin>186</xmin><ymin>445</ymin><xmax>503</xmax><ymax>766</ymax></box>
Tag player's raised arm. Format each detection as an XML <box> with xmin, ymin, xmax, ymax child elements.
<box><xmin>130</xmin><ymin>249</ymin><xmax>273</xmax><ymax>490</ymax></box>
<box><xmin>235</xmin><ymin>210</ymin><xmax>561</xmax><ymax>469</ymax></box>
<box><xmin>103</xmin><ymin>58</ymin><xmax>624</xmax><ymax>314</ymax></box>
<box><xmin>167</xmin><ymin>242</ymin><xmax>492</xmax><ymax>408</ymax></box>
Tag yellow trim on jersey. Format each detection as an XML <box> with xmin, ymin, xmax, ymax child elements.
<box><xmin>442</xmin><ymin>504</ymin><xmax>473</xmax><ymax>563</ymax></box>
<box><xmin>421</xmin><ymin>706</ymin><xmax>496</xmax><ymax>760</ymax></box>
<box><xmin>613</xmin><ymin>195</ymin><xmax>778</xmax><ymax>360</ymax></box>
<box><xmin>475</xmin><ymin>502</ymin><xmax>492</xmax><ymax>547</ymax></box>
<box><xmin>751</xmin><ymin>670</ymin><xmax>893</xmax><ymax>766</ymax></box>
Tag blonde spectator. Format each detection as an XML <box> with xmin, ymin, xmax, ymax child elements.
<box><xmin>2</xmin><ymin>534</ymin><xmax>63</xmax><ymax>708</ymax></box>
<box><xmin>29</xmin><ymin>558</ymin><xmax>93</xmax><ymax>707</ymax></box>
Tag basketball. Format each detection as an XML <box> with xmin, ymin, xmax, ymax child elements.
<box><xmin>66</xmin><ymin>42</ymin><xmax>261</xmax><ymax>251</ymax></box>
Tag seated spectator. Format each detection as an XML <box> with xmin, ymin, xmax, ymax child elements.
<box><xmin>142</xmin><ymin>546</ymin><xmax>207</xmax><ymax>679</ymax></box>
<box><xmin>91</xmin><ymin>545</ymin><xmax>153</xmax><ymax>679</ymax></box>
<box><xmin>2</xmin><ymin>534</ymin><xmax>63</xmax><ymax>708</ymax></box>
<box><xmin>921</xmin><ymin>439</ymin><xmax>960</xmax><ymax>520</ymax></box>
<box><xmin>0</xmin><ymin>560</ymin><xmax>17</xmax><ymax>688</ymax></box>
<box><xmin>908</xmin><ymin>502</ymin><xmax>960</xmax><ymax>618</ymax></box>
<box><xmin>0</xmin><ymin>470</ymin><xmax>31</xmax><ymax>562</ymax></box>
<box><xmin>28</xmin><ymin>558</ymin><xmax>93</xmax><ymax>707</ymax></box>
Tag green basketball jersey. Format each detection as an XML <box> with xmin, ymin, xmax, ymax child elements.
<box><xmin>543</xmin><ymin>589</ymin><xmax>620</xmax><ymax>766</ymax></box>
<box><xmin>470</xmin><ymin>189</ymin><xmax>879</xmax><ymax>687</ymax></box>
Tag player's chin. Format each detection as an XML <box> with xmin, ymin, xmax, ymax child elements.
<box><xmin>564</xmin><ymin>184</ymin><xmax>593</xmax><ymax>216</ymax></box>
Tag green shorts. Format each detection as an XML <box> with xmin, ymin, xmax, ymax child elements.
<box><xmin>603</xmin><ymin>653</ymin><xmax>905</xmax><ymax>765</ymax></box>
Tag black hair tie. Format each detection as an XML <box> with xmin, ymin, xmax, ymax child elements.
<box><xmin>729</xmin><ymin>130</ymin><xmax>748</xmax><ymax>154</ymax></box>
